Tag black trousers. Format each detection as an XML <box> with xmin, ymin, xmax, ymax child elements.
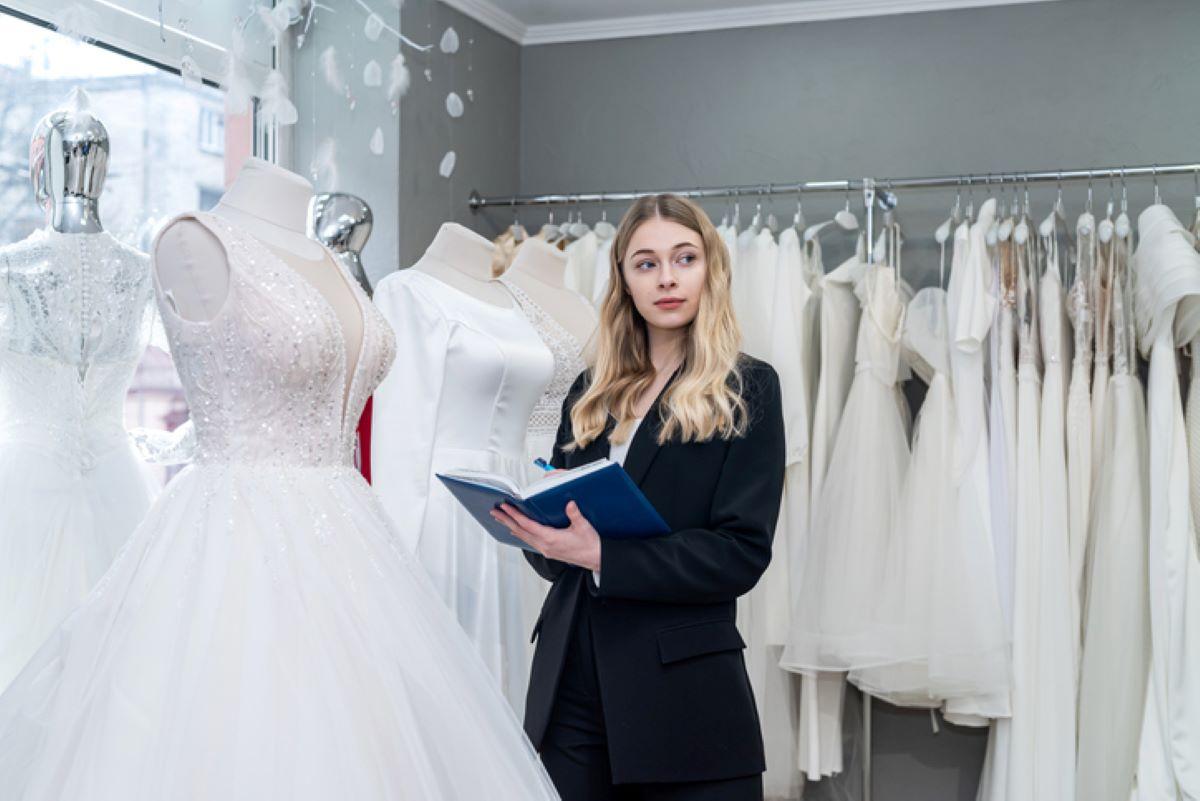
<box><xmin>539</xmin><ymin>599</ymin><xmax>763</xmax><ymax>801</ymax></box>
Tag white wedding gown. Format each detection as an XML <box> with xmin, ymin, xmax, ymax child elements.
<box><xmin>1131</xmin><ymin>204</ymin><xmax>1200</xmax><ymax>801</ymax></box>
<box><xmin>1075</xmin><ymin>230</ymin><xmax>1150</xmax><ymax>801</ymax></box>
<box><xmin>372</xmin><ymin>267</ymin><xmax>554</xmax><ymax>709</ymax></box>
<box><xmin>0</xmin><ymin>212</ymin><xmax>559</xmax><ymax>801</ymax></box>
<box><xmin>0</xmin><ymin>229</ymin><xmax>157</xmax><ymax>692</ymax></box>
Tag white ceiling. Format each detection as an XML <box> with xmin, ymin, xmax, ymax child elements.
<box><xmin>437</xmin><ymin>0</ymin><xmax>1061</xmax><ymax>45</ymax></box>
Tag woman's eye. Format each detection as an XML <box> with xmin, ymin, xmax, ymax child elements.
<box><xmin>637</xmin><ymin>260</ymin><xmax>655</xmax><ymax>270</ymax></box>
<box><xmin>678</xmin><ymin>253</ymin><xmax>696</xmax><ymax>265</ymax></box>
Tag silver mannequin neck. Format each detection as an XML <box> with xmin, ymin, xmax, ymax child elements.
<box><xmin>307</xmin><ymin>192</ymin><xmax>374</xmax><ymax>296</ymax></box>
<box><xmin>30</xmin><ymin>89</ymin><xmax>110</xmax><ymax>235</ymax></box>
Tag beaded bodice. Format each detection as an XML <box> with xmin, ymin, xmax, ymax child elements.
<box><xmin>0</xmin><ymin>229</ymin><xmax>154</xmax><ymax>463</ymax></box>
<box><xmin>498</xmin><ymin>276</ymin><xmax>585</xmax><ymax>443</ymax></box>
<box><xmin>153</xmin><ymin>212</ymin><xmax>395</xmax><ymax>468</ymax></box>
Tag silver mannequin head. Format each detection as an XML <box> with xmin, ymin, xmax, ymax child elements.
<box><xmin>307</xmin><ymin>192</ymin><xmax>374</xmax><ymax>295</ymax></box>
<box><xmin>30</xmin><ymin>88</ymin><xmax>109</xmax><ymax>234</ymax></box>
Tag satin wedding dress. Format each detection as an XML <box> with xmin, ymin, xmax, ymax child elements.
<box><xmin>0</xmin><ymin>211</ymin><xmax>560</xmax><ymax>800</ymax></box>
<box><xmin>0</xmin><ymin>229</ymin><xmax>157</xmax><ymax>692</ymax></box>
<box><xmin>1131</xmin><ymin>204</ymin><xmax>1200</xmax><ymax>801</ymax></box>
<box><xmin>372</xmin><ymin>267</ymin><xmax>554</xmax><ymax>709</ymax></box>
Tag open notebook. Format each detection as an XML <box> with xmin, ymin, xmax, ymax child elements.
<box><xmin>436</xmin><ymin>459</ymin><xmax>670</xmax><ymax>552</ymax></box>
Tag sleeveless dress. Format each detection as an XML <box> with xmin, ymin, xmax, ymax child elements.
<box><xmin>1075</xmin><ymin>226</ymin><xmax>1150</xmax><ymax>801</ymax></box>
<box><xmin>0</xmin><ymin>212</ymin><xmax>560</xmax><ymax>801</ymax></box>
<box><xmin>0</xmin><ymin>229</ymin><xmax>157</xmax><ymax>692</ymax></box>
<box><xmin>782</xmin><ymin>261</ymin><xmax>909</xmax><ymax>672</ymax></box>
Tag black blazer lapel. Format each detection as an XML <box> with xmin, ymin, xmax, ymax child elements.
<box><xmin>621</xmin><ymin>368</ymin><xmax>681</xmax><ymax>487</ymax></box>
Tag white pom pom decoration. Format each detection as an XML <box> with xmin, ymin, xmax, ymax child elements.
<box><xmin>387</xmin><ymin>53</ymin><xmax>411</xmax><ymax>101</ymax></box>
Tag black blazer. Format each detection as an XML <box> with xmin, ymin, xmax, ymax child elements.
<box><xmin>524</xmin><ymin>355</ymin><xmax>785</xmax><ymax>785</ymax></box>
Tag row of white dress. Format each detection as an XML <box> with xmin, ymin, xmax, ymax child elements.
<box><xmin>727</xmin><ymin>196</ymin><xmax>1200</xmax><ymax>801</ymax></box>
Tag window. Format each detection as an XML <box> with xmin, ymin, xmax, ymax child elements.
<box><xmin>0</xmin><ymin>9</ymin><xmax>253</xmax><ymax>486</ymax></box>
<box><xmin>198</xmin><ymin>106</ymin><xmax>224</xmax><ymax>155</ymax></box>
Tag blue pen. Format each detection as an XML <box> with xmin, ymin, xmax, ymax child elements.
<box><xmin>533</xmin><ymin>457</ymin><xmax>553</xmax><ymax>472</ymax></box>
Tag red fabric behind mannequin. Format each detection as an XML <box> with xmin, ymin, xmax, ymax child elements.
<box><xmin>355</xmin><ymin>395</ymin><xmax>374</xmax><ymax>483</ymax></box>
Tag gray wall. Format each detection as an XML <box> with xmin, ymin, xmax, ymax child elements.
<box><xmin>292</xmin><ymin>3</ymin><xmax>402</xmax><ymax>287</ymax></box>
<box><xmin>518</xmin><ymin>0</ymin><xmax>1200</xmax><ymax>287</ymax></box>
<box><xmin>399</xmin><ymin>0</ymin><xmax>521</xmax><ymax>268</ymax></box>
<box><xmin>513</xmin><ymin>0</ymin><xmax>1200</xmax><ymax>799</ymax></box>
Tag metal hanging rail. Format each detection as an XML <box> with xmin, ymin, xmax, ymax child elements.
<box><xmin>468</xmin><ymin>161</ymin><xmax>1200</xmax><ymax>210</ymax></box>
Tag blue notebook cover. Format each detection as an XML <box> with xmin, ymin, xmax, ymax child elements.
<box><xmin>436</xmin><ymin>461</ymin><xmax>670</xmax><ymax>552</ymax></box>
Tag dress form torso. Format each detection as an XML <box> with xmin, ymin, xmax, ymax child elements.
<box><xmin>412</xmin><ymin>223</ymin><xmax>514</xmax><ymax>308</ymax></box>
<box><xmin>500</xmin><ymin>237</ymin><xmax>598</xmax><ymax>358</ymax></box>
<box><xmin>153</xmin><ymin>158</ymin><xmax>363</xmax><ymax>401</ymax></box>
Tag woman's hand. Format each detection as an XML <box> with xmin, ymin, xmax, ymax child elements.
<box><xmin>491</xmin><ymin>501</ymin><xmax>601</xmax><ymax>572</ymax></box>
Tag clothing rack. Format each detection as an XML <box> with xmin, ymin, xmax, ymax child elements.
<box><xmin>474</xmin><ymin>159</ymin><xmax>1197</xmax><ymax>801</ymax></box>
<box><xmin>467</xmin><ymin>161</ymin><xmax>1200</xmax><ymax>210</ymax></box>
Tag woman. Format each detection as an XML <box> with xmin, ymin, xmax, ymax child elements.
<box><xmin>491</xmin><ymin>194</ymin><xmax>785</xmax><ymax>801</ymax></box>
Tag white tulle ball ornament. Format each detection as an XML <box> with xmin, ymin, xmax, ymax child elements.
<box><xmin>440</xmin><ymin>27</ymin><xmax>460</xmax><ymax>54</ymax></box>
<box><xmin>439</xmin><ymin>151</ymin><xmax>457</xmax><ymax>178</ymax></box>
<box><xmin>445</xmin><ymin>92</ymin><xmax>464</xmax><ymax>118</ymax></box>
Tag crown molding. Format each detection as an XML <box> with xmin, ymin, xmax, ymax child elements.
<box><xmin>437</xmin><ymin>0</ymin><xmax>527</xmax><ymax>43</ymax></box>
<box><xmin>438</xmin><ymin>0</ymin><xmax>1060</xmax><ymax>46</ymax></box>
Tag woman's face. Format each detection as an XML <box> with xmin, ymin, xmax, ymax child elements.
<box><xmin>621</xmin><ymin>216</ymin><xmax>707</xmax><ymax>332</ymax></box>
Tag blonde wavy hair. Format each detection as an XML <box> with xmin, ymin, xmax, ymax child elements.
<box><xmin>567</xmin><ymin>194</ymin><xmax>746</xmax><ymax>451</ymax></box>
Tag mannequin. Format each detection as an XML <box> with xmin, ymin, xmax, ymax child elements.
<box><xmin>501</xmin><ymin>237</ymin><xmax>598</xmax><ymax>358</ymax></box>
<box><xmin>0</xmin><ymin>90</ymin><xmax>157</xmax><ymax>691</ymax></box>
<box><xmin>154</xmin><ymin>158</ymin><xmax>363</xmax><ymax>396</ymax></box>
<box><xmin>30</xmin><ymin>87</ymin><xmax>107</xmax><ymax>234</ymax></box>
<box><xmin>308</xmin><ymin>192</ymin><xmax>374</xmax><ymax>296</ymax></box>
<box><xmin>411</xmin><ymin>222</ymin><xmax>515</xmax><ymax>308</ymax></box>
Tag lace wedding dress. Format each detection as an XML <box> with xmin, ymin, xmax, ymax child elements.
<box><xmin>0</xmin><ymin>212</ymin><xmax>560</xmax><ymax>801</ymax></box>
<box><xmin>0</xmin><ymin>229</ymin><xmax>157</xmax><ymax>692</ymax></box>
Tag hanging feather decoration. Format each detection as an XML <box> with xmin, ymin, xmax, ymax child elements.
<box><xmin>363</xmin><ymin>60</ymin><xmax>383</xmax><ymax>88</ymax></box>
<box><xmin>387</xmin><ymin>53</ymin><xmax>411</xmax><ymax>102</ymax></box>
<box><xmin>310</xmin><ymin>137</ymin><xmax>340</xmax><ymax>190</ymax></box>
<box><xmin>364</xmin><ymin>13</ymin><xmax>384</xmax><ymax>42</ymax></box>
<box><xmin>439</xmin><ymin>27</ymin><xmax>460</xmax><ymax>54</ymax></box>
<box><xmin>221</xmin><ymin>28</ymin><xmax>255</xmax><ymax>115</ymax></box>
<box><xmin>438</xmin><ymin>150</ymin><xmax>457</xmax><ymax>178</ymax></box>
<box><xmin>259</xmin><ymin>69</ymin><xmax>298</xmax><ymax>126</ymax></box>
<box><xmin>369</xmin><ymin>127</ymin><xmax>385</xmax><ymax>156</ymax></box>
<box><xmin>320</xmin><ymin>45</ymin><xmax>346</xmax><ymax>94</ymax></box>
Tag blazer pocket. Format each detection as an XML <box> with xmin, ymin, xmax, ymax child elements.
<box><xmin>657</xmin><ymin>619</ymin><xmax>746</xmax><ymax>665</ymax></box>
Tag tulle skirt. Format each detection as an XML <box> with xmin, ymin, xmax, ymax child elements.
<box><xmin>782</xmin><ymin>372</ymin><xmax>909</xmax><ymax>672</ymax></box>
<box><xmin>0</xmin><ymin>461</ymin><xmax>559</xmax><ymax>801</ymax></box>
<box><xmin>849</xmin><ymin>376</ymin><xmax>1009</xmax><ymax>710</ymax></box>
<box><xmin>0</xmin><ymin>437</ymin><xmax>152</xmax><ymax>692</ymax></box>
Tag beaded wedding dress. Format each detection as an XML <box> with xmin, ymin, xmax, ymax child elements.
<box><xmin>0</xmin><ymin>229</ymin><xmax>157</xmax><ymax>692</ymax></box>
<box><xmin>0</xmin><ymin>212</ymin><xmax>560</xmax><ymax>801</ymax></box>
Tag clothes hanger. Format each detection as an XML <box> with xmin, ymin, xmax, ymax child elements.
<box><xmin>732</xmin><ymin>190</ymin><xmax>742</xmax><ymax>233</ymax></box>
<box><xmin>803</xmin><ymin>184</ymin><xmax>859</xmax><ymax>243</ymax></box>
<box><xmin>509</xmin><ymin>197</ymin><xmax>527</xmax><ymax>243</ymax></box>
<box><xmin>594</xmin><ymin>195</ymin><xmax>616</xmax><ymax>240</ymax></box>
<box><xmin>1098</xmin><ymin>173</ymin><xmax>1116</xmax><ymax>244</ymax></box>
<box><xmin>1038</xmin><ymin>171</ymin><xmax>1068</xmax><ymax>238</ymax></box>
<box><xmin>1115</xmin><ymin>167</ymin><xmax>1132</xmax><ymax>239</ymax></box>
<box><xmin>1013</xmin><ymin>176</ymin><xmax>1032</xmax><ymax>245</ymax></box>
<box><xmin>985</xmin><ymin>174</ymin><xmax>1001</xmax><ymax>246</ymax></box>
<box><xmin>749</xmin><ymin>187</ymin><xmax>764</xmax><ymax>234</ymax></box>
<box><xmin>792</xmin><ymin>187</ymin><xmax>806</xmax><ymax>233</ymax></box>
<box><xmin>539</xmin><ymin>208</ymin><xmax>561</xmax><ymax>242</ymax></box>
<box><xmin>765</xmin><ymin>185</ymin><xmax>780</xmax><ymax>234</ymax></box>
<box><xmin>934</xmin><ymin>179</ymin><xmax>961</xmax><ymax>244</ymax></box>
<box><xmin>998</xmin><ymin>175</ymin><xmax>1017</xmax><ymax>242</ymax></box>
<box><xmin>567</xmin><ymin>197</ymin><xmax>591</xmax><ymax>240</ymax></box>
